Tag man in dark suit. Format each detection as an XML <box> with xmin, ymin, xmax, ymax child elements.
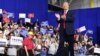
<box><xmin>55</xmin><ymin>2</ymin><xmax>74</xmax><ymax>56</ymax></box>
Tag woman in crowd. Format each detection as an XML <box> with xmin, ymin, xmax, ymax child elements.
<box><xmin>48</xmin><ymin>38</ymin><xmax>58</xmax><ymax>56</ymax></box>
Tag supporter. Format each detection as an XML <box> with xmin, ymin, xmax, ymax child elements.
<box><xmin>0</xmin><ymin>31</ymin><xmax>3</xmax><ymax>38</ymax></box>
<box><xmin>7</xmin><ymin>32</ymin><xmax>15</xmax><ymax>40</ymax></box>
<box><xmin>74</xmin><ymin>34</ymin><xmax>79</xmax><ymax>42</ymax></box>
<box><xmin>3</xmin><ymin>27</ymin><xmax>10</xmax><ymax>38</ymax></box>
<box><xmin>40</xmin><ymin>41</ymin><xmax>48</xmax><ymax>56</ymax></box>
<box><xmin>7</xmin><ymin>32</ymin><xmax>17</xmax><ymax>56</ymax></box>
<box><xmin>2</xmin><ymin>11</ymin><xmax>10</xmax><ymax>24</ymax></box>
<box><xmin>94</xmin><ymin>44</ymin><xmax>100</xmax><ymax>55</ymax></box>
<box><xmin>13</xmin><ymin>25</ymin><xmax>20</xmax><ymax>37</ymax></box>
<box><xmin>83</xmin><ymin>35</ymin><xmax>89</xmax><ymax>42</ymax></box>
<box><xmin>23</xmin><ymin>32</ymin><xmax>35</xmax><ymax>56</ymax></box>
<box><xmin>34</xmin><ymin>39</ymin><xmax>42</xmax><ymax>56</ymax></box>
<box><xmin>48</xmin><ymin>38</ymin><xmax>58</xmax><ymax>56</ymax></box>
<box><xmin>78</xmin><ymin>42</ymin><xmax>87</xmax><ymax>56</ymax></box>
<box><xmin>94</xmin><ymin>44</ymin><xmax>99</xmax><ymax>48</ymax></box>
<box><xmin>86</xmin><ymin>41</ymin><xmax>94</xmax><ymax>55</ymax></box>
<box><xmin>0</xmin><ymin>11</ymin><xmax>98</xmax><ymax>56</ymax></box>
<box><xmin>74</xmin><ymin>42</ymin><xmax>79</xmax><ymax>56</ymax></box>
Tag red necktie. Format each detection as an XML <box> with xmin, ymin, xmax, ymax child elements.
<box><xmin>63</xmin><ymin>13</ymin><xmax>66</xmax><ymax>29</ymax></box>
<box><xmin>63</xmin><ymin>21</ymin><xmax>66</xmax><ymax>29</ymax></box>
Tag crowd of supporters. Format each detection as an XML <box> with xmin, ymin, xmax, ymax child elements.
<box><xmin>0</xmin><ymin>20</ymin><xmax>59</xmax><ymax>56</ymax></box>
<box><xmin>73</xmin><ymin>33</ymin><xmax>100</xmax><ymax>56</ymax></box>
<box><xmin>0</xmin><ymin>20</ymin><xmax>99</xmax><ymax>56</ymax></box>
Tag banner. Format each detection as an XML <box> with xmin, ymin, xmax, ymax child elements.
<box><xmin>0</xmin><ymin>47</ymin><xmax>5</xmax><ymax>54</ymax></box>
<box><xmin>41</xmin><ymin>21</ymin><xmax>48</xmax><ymax>26</ymax></box>
<box><xmin>48</xmin><ymin>29</ymin><xmax>54</xmax><ymax>34</ymax></box>
<box><xmin>8</xmin><ymin>12</ymin><xmax>14</xmax><ymax>18</ymax></box>
<box><xmin>40</xmin><ymin>28</ymin><xmax>47</xmax><ymax>35</ymax></box>
<box><xmin>77</xmin><ymin>26</ymin><xmax>86</xmax><ymax>32</ymax></box>
<box><xmin>25</xmin><ymin>18</ymin><xmax>31</xmax><ymax>23</ymax></box>
<box><xmin>0</xmin><ymin>38</ymin><xmax>8</xmax><ymax>46</ymax></box>
<box><xmin>0</xmin><ymin>9</ymin><xmax>2</xmax><ymax>14</ymax></box>
<box><xmin>9</xmin><ymin>36</ymin><xmax>23</xmax><ymax>46</ymax></box>
<box><xmin>19</xmin><ymin>13</ymin><xmax>26</xmax><ymax>18</ymax></box>
<box><xmin>94</xmin><ymin>48</ymin><xmax>100</xmax><ymax>54</ymax></box>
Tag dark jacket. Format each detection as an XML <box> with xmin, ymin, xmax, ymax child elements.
<box><xmin>57</xmin><ymin>11</ymin><xmax>74</xmax><ymax>35</ymax></box>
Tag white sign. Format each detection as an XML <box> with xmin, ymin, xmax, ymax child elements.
<box><xmin>0</xmin><ymin>9</ymin><xmax>2</xmax><ymax>14</ymax></box>
<box><xmin>0</xmin><ymin>47</ymin><xmax>5</xmax><ymax>54</ymax></box>
<box><xmin>9</xmin><ymin>36</ymin><xmax>23</xmax><ymax>46</ymax></box>
<box><xmin>78</xmin><ymin>26</ymin><xmax>86</xmax><ymax>32</ymax></box>
<box><xmin>19</xmin><ymin>13</ymin><xmax>26</xmax><ymax>18</ymax></box>
<box><xmin>25</xmin><ymin>18</ymin><xmax>31</xmax><ymax>23</ymax></box>
<box><xmin>0</xmin><ymin>22</ymin><xmax>2</xmax><ymax>27</ymax></box>
<box><xmin>55</xmin><ymin>13</ymin><xmax>60</xmax><ymax>20</ymax></box>
<box><xmin>0</xmin><ymin>38</ymin><xmax>8</xmax><ymax>46</ymax></box>
<box><xmin>7</xmin><ymin>48</ymin><xmax>17</xmax><ymax>55</ymax></box>
<box><xmin>94</xmin><ymin>48</ymin><xmax>100</xmax><ymax>54</ymax></box>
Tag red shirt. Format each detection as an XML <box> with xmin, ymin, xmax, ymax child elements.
<box><xmin>23</xmin><ymin>37</ymin><xmax>35</xmax><ymax>50</ymax></box>
<box><xmin>3</xmin><ymin>16</ymin><xmax>10</xmax><ymax>23</ymax></box>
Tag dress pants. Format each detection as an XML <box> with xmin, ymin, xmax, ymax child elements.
<box><xmin>56</xmin><ymin>29</ymin><xmax>74</xmax><ymax>56</ymax></box>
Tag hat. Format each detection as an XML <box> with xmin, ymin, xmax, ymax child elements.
<box><xmin>28</xmin><ymin>32</ymin><xmax>34</xmax><ymax>35</ymax></box>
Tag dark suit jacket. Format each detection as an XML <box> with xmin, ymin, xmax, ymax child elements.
<box><xmin>57</xmin><ymin>10</ymin><xmax>74</xmax><ymax>35</ymax></box>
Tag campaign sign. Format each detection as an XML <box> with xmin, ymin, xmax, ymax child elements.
<box><xmin>94</xmin><ymin>48</ymin><xmax>100</xmax><ymax>54</ymax></box>
<box><xmin>9</xmin><ymin>36</ymin><xmax>23</xmax><ymax>46</ymax></box>
<box><xmin>41</xmin><ymin>21</ymin><xmax>48</xmax><ymax>26</ymax></box>
<box><xmin>0</xmin><ymin>47</ymin><xmax>5</xmax><ymax>54</ymax></box>
<box><xmin>0</xmin><ymin>38</ymin><xmax>8</xmax><ymax>47</ymax></box>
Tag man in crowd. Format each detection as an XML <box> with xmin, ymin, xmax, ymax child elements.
<box><xmin>23</xmin><ymin>32</ymin><xmax>35</xmax><ymax>56</ymax></box>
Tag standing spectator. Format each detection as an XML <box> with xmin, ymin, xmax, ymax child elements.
<box><xmin>74</xmin><ymin>42</ymin><xmax>79</xmax><ymax>56</ymax></box>
<box><xmin>86</xmin><ymin>41</ymin><xmax>94</xmax><ymax>55</ymax></box>
<box><xmin>2</xmin><ymin>10</ymin><xmax>10</xmax><ymax>24</ymax></box>
<box><xmin>34</xmin><ymin>40</ymin><xmax>42</xmax><ymax>56</ymax></box>
<box><xmin>78</xmin><ymin>42</ymin><xmax>87</xmax><ymax>56</ymax></box>
<box><xmin>7</xmin><ymin>32</ymin><xmax>18</xmax><ymax>56</ymax></box>
<box><xmin>0</xmin><ymin>31</ymin><xmax>7</xmax><ymax>56</ymax></box>
<box><xmin>48</xmin><ymin>38</ymin><xmax>58</xmax><ymax>56</ymax></box>
<box><xmin>40</xmin><ymin>41</ymin><xmax>47</xmax><ymax>56</ymax></box>
<box><xmin>94</xmin><ymin>44</ymin><xmax>100</xmax><ymax>56</ymax></box>
<box><xmin>23</xmin><ymin>32</ymin><xmax>35</xmax><ymax>56</ymax></box>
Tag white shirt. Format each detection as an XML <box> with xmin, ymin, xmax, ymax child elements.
<box><xmin>48</xmin><ymin>42</ymin><xmax>58</xmax><ymax>55</ymax></box>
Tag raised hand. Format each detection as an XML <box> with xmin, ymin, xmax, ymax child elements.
<box><xmin>55</xmin><ymin>13</ymin><xmax>60</xmax><ymax>20</ymax></box>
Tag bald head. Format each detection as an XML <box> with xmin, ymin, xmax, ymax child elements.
<box><xmin>62</xmin><ymin>2</ymin><xmax>69</xmax><ymax>10</ymax></box>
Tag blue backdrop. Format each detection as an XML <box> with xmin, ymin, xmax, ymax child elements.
<box><xmin>48</xmin><ymin>8</ymin><xmax>100</xmax><ymax>44</ymax></box>
<box><xmin>0</xmin><ymin>0</ymin><xmax>100</xmax><ymax>44</ymax></box>
<box><xmin>0</xmin><ymin>0</ymin><xmax>48</xmax><ymax>22</ymax></box>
